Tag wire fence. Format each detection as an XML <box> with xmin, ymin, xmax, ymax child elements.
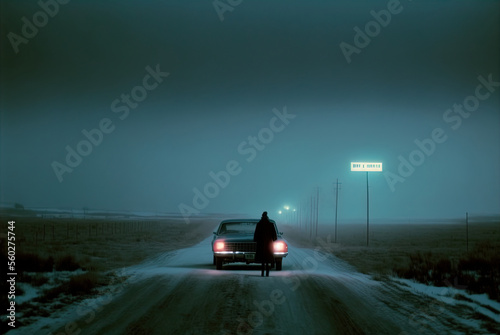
<box><xmin>12</xmin><ymin>219</ymin><xmax>163</xmax><ymax>245</ymax></box>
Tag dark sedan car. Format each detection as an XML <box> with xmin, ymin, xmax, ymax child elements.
<box><xmin>212</xmin><ymin>219</ymin><xmax>289</xmax><ymax>270</ymax></box>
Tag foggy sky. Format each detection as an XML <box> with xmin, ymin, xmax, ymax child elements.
<box><xmin>1</xmin><ymin>0</ymin><xmax>499</xmax><ymax>221</ymax></box>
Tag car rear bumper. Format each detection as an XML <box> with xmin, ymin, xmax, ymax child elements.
<box><xmin>214</xmin><ymin>251</ymin><xmax>288</xmax><ymax>262</ymax></box>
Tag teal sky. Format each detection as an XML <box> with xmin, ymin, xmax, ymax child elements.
<box><xmin>1</xmin><ymin>0</ymin><xmax>499</xmax><ymax>221</ymax></box>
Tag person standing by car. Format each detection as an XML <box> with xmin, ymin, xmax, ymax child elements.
<box><xmin>254</xmin><ymin>211</ymin><xmax>277</xmax><ymax>277</ymax></box>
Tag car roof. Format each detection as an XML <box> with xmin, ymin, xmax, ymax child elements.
<box><xmin>220</xmin><ymin>219</ymin><xmax>276</xmax><ymax>224</ymax></box>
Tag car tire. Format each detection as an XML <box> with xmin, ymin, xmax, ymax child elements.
<box><xmin>213</xmin><ymin>255</ymin><xmax>216</xmax><ymax>265</ymax></box>
<box><xmin>216</xmin><ymin>257</ymin><xmax>223</xmax><ymax>270</ymax></box>
<box><xmin>275</xmin><ymin>258</ymin><xmax>282</xmax><ymax>271</ymax></box>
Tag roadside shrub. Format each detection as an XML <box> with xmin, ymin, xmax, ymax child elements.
<box><xmin>396</xmin><ymin>245</ymin><xmax>500</xmax><ymax>302</ymax></box>
<box><xmin>68</xmin><ymin>272</ymin><xmax>100</xmax><ymax>295</ymax></box>
<box><xmin>459</xmin><ymin>257</ymin><xmax>491</xmax><ymax>274</ymax></box>
<box><xmin>457</xmin><ymin>242</ymin><xmax>500</xmax><ymax>301</ymax></box>
<box><xmin>54</xmin><ymin>255</ymin><xmax>81</xmax><ymax>271</ymax></box>
<box><xmin>396</xmin><ymin>252</ymin><xmax>451</xmax><ymax>285</ymax></box>
<box><xmin>468</xmin><ymin>277</ymin><xmax>499</xmax><ymax>301</ymax></box>
<box><xmin>20</xmin><ymin>273</ymin><xmax>49</xmax><ymax>287</ymax></box>
<box><xmin>17</xmin><ymin>253</ymin><xmax>53</xmax><ymax>272</ymax></box>
<box><xmin>36</xmin><ymin>271</ymin><xmax>101</xmax><ymax>302</ymax></box>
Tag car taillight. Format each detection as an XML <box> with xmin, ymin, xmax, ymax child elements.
<box><xmin>274</xmin><ymin>241</ymin><xmax>287</xmax><ymax>252</ymax></box>
<box><xmin>214</xmin><ymin>241</ymin><xmax>225</xmax><ymax>251</ymax></box>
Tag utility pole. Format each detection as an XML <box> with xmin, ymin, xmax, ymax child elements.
<box><xmin>301</xmin><ymin>202</ymin><xmax>305</xmax><ymax>232</ymax></box>
<box><xmin>315</xmin><ymin>187</ymin><xmax>319</xmax><ymax>238</ymax></box>
<box><xmin>466</xmin><ymin>212</ymin><xmax>469</xmax><ymax>252</ymax></box>
<box><xmin>298</xmin><ymin>203</ymin><xmax>301</xmax><ymax>231</ymax></box>
<box><xmin>309</xmin><ymin>195</ymin><xmax>313</xmax><ymax>240</ymax></box>
<box><xmin>366</xmin><ymin>171</ymin><xmax>370</xmax><ymax>246</ymax></box>
<box><xmin>334</xmin><ymin>179</ymin><xmax>341</xmax><ymax>243</ymax></box>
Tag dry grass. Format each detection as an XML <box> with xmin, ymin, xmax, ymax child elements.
<box><xmin>0</xmin><ymin>216</ymin><xmax>218</xmax><ymax>331</ymax></box>
<box><xmin>38</xmin><ymin>271</ymin><xmax>103</xmax><ymax>301</ymax></box>
<box><xmin>282</xmin><ymin>219</ymin><xmax>500</xmax><ymax>301</ymax></box>
<box><xmin>3</xmin><ymin>217</ymin><xmax>217</xmax><ymax>271</ymax></box>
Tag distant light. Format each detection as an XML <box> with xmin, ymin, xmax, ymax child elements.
<box><xmin>278</xmin><ymin>210</ymin><xmax>282</xmax><ymax>215</ymax></box>
<box><xmin>284</xmin><ymin>206</ymin><xmax>290</xmax><ymax>210</ymax></box>
<box><xmin>351</xmin><ymin>162</ymin><xmax>383</xmax><ymax>172</ymax></box>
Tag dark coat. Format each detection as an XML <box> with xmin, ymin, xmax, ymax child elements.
<box><xmin>254</xmin><ymin>218</ymin><xmax>278</xmax><ymax>263</ymax></box>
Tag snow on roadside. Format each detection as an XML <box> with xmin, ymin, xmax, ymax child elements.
<box><xmin>16</xmin><ymin>283</ymin><xmax>39</xmax><ymax>305</ymax></box>
<box><xmin>14</xmin><ymin>270</ymin><xmax>87</xmax><ymax>305</ymax></box>
<box><xmin>6</xmin><ymin>269</ymin><xmax>132</xmax><ymax>335</ymax></box>
<box><xmin>392</xmin><ymin>277</ymin><xmax>500</xmax><ymax>325</ymax></box>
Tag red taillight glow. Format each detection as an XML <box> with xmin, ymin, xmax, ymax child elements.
<box><xmin>274</xmin><ymin>241</ymin><xmax>287</xmax><ymax>252</ymax></box>
<box><xmin>215</xmin><ymin>241</ymin><xmax>225</xmax><ymax>251</ymax></box>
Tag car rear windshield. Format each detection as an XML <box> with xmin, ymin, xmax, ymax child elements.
<box><xmin>219</xmin><ymin>222</ymin><xmax>257</xmax><ymax>234</ymax></box>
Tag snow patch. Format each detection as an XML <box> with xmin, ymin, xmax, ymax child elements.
<box><xmin>392</xmin><ymin>277</ymin><xmax>500</xmax><ymax>323</ymax></box>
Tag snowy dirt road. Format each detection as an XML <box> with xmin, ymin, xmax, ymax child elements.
<box><xmin>37</xmin><ymin>237</ymin><xmax>497</xmax><ymax>335</ymax></box>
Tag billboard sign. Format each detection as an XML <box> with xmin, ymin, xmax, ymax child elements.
<box><xmin>350</xmin><ymin>162</ymin><xmax>383</xmax><ymax>172</ymax></box>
